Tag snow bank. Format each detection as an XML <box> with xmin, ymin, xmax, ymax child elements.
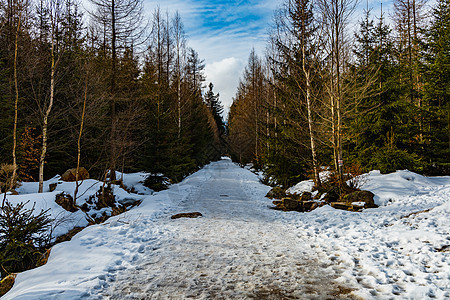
<box><xmin>3</xmin><ymin>174</ymin><xmax>145</xmax><ymax>241</ymax></box>
<box><xmin>3</xmin><ymin>164</ymin><xmax>450</xmax><ymax>299</ymax></box>
<box><xmin>282</xmin><ymin>170</ymin><xmax>450</xmax><ymax>299</ymax></box>
<box><xmin>287</xmin><ymin>179</ymin><xmax>314</xmax><ymax>194</ymax></box>
<box><xmin>363</xmin><ymin>169</ymin><xmax>449</xmax><ymax>206</ymax></box>
<box><xmin>115</xmin><ymin>171</ymin><xmax>153</xmax><ymax>195</ymax></box>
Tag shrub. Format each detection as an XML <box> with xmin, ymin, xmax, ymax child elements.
<box><xmin>144</xmin><ymin>175</ymin><xmax>169</xmax><ymax>191</ymax></box>
<box><xmin>0</xmin><ymin>201</ymin><xmax>52</xmax><ymax>277</ymax></box>
<box><xmin>369</xmin><ymin>146</ymin><xmax>424</xmax><ymax>174</ymax></box>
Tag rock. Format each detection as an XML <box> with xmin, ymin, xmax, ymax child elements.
<box><xmin>171</xmin><ymin>212</ymin><xmax>203</xmax><ymax>219</ymax></box>
<box><xmin>302</xmin><ymin>200</ymin><xmax>319</xmax><ymax>212</ymax></box>
<box><xmin>322</xmin><ymin>187</ymin><xmax>340</xmax><ymax>203</ymax></box>
<box><xmin>80</xmin><ymin>203</ymin><xmax>89</xmax><ymax>212</ymax></box>
<box><xmin>55</xmin><ymin>227</ymin><xmax>85</xmax><ymax>244</ymax></box>
<box><xmin>343</xmin><ymin>190</ymin><xmax>377</xmax><ymax>208</ymax></box>
<box><xmin>265</xmin><ymin>187</ymin><xmax>286</xmax><ymax>199</ymax></box>
<box><xmin>55</xmin><ymin>192</ymin><xmax>78</xmax><ymax>212</ymax></box>
<box><xmin>49</xmin><ymin>183</ymin><xmax>58</xmax><ymax>192</ymax></box>
<box><xmin>331</xmin><ymin>202</ymin><xmax>352</xmax><ymax>211</ymax></box>
<box><xmin>282</xmin><ymin>197</ymin><xmax>299</xmax><ymax>210</ymax></box>
<box><xmin>0</xmin><ymin>274</ymin><xmax>16</xmax><ymax>297</ymax></box>
<box><xmin>61</xmin><ymin>167</ymin><xmax>89</xmax><ymax>182</ymax></box>
<box><xmin>300</xmin><ymin>192</ymin><xmax>312</xmax><ymax>201</ymax></box>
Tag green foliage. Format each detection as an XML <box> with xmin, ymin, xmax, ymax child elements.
<box><xmin>204</xmin><ymin>82</ymin><xmax>225</xmax><ymax>135</ymax></box>
<box><xmin>0</xmin><ymin>201</ymin><xmax>52</xmax><ymax>277</ymax></box>
<box><xmin>365</xmin><ymin>146</ymin><xmax>424</xmax><ymax>174</ymax></box>
<box><xmin>143</xmin><ymin>175</ymin><xmax>169</xmax><ymax>192</ymax></box>
<box><xmin>420</xmin><ymin>0</ymin><xmax>450</xmax><ymax>167</ymax></box>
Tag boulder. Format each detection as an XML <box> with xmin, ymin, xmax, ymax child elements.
<box><xmin>272</xmin><ymin>200</ymin><xmax>283</xmax><ymax>207</ymax></box>
<box><xmin>55</xmin><ymin>192</ymin><xmax>78</xmax><ymax>212</ymax></box>
<box><xmin>171</xmin><ymin>212</ymin><xmax>203</xmax><ymax>219</ymax></box>
<box><xmin>331</xmin><ymin>202</ymin><xmax>352</xmax><ymax>211</ymax></box>
<box><xmin>265</xmin><ymin>187</ymin><xmax>286</xmax><ymax>199</ymax></box>
<box><xmin>61</xmin><ymin>167</ymin><xmax>89</xmax><ymax>182</ymax></box>
<box><xmin>282</xmin><ymin>197</ymin><xmax>299</xmax><ymax>210</ymax></box>
<box><xmin>302</xmin><ymin>200</ymin><xmax>319</xmax><ymax>212</ymax></box>
<box><xmin>343</xmin><ymin>190</ymin><xmax>377</xmax><ymax>208</ymax></box>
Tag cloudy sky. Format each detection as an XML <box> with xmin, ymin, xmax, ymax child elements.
<box><xmin>139</xmin><ymin>0</ymin><xmax>430</xmax><ymax>118</ymax></box>
<box><xmin>141</xmin><ymin>0</ymin><xmax>278</xmax><ymax>117</ymax></box>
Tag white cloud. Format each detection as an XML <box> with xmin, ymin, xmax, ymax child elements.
<box><xmin>141</xmin><ymin>0</ymin><xmax>276</xmax><ymax>117</ymax></box>
<box><xmin>205</xmin><ymin>57</ymin><xmax>246</xmax><ymax>118</ymax></box>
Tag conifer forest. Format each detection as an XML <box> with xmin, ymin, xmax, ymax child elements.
<box><xmin>229</xmin><ymin>0</ymin><xmax>450</xmax><ymax>186</ymax></box>
<box><xmin>0</xmin><ymin>0</ymin><xmax>226</xmax><ymax>191</ymax></box>
<box><xmin>0</xmin><ymin>0</ymin><xmax>449</xmax><ymax>189</ymax></box>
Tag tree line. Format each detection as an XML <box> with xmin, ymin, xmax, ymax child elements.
<box><xmin>0</xmin><ymin>0</ymin><xmax>225</xmax><ymax>192</ymax></box>
<box><xmin>228</xmin><ymin>0</ymin><xmax>449</xmax><ymax>188</ymax></box>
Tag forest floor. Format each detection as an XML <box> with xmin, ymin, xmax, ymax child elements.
<box><xmin>3</xmin><ymin>158</ymin><xmax>450</xmax><ymax>299</ymax></box>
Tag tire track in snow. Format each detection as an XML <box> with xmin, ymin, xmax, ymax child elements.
<box><xmin>102</xmin><ymin>160</ymin><xmax>352</xmax><ymax>299</ymax></box>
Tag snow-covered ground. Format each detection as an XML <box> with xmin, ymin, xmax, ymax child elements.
<box><xmin>2</xmin><ymin>159</ymin><xmax>450</xmax><ymax>299</ymax></box>
<box><xmin>3</xmin><ymin>173</ymin><xmax>145</xmax><ymax>239</ymax></box>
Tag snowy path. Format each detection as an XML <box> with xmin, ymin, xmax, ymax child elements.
<box><xmin>5</xmin><ymin>159</ymin><xmax>449</xmax><ymax>299</ymax></box>
<box><xmin>102</xmin><ymin>160</ymin><xmax>348</xmax><ymax>299</ymax></box>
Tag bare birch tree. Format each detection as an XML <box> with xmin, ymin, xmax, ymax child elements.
<box><xmin>318</xmin><ymin>0</ymin><xmax>357</xmax><ymax>183</ymax></box>
<box><xmin>38</xmin><ymin>0</ymin><xmax>64</xmax><ymax>193</ymax></box>
<box><xmin>173</xmin><ymin>11</ymin><xmax>186</xmax><ymax>139</ymax></box>
<box><xmin>271</xmin><ymin>0</ymin><xmax>325</xmax><ymax>187</ymax></box>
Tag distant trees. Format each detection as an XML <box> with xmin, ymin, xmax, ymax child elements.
<box><xmin>228</xmin><ymin>49</ymin><xmax>266</xmax><ymax>168</ymax></box>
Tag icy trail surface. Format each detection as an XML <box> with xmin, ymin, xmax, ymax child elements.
<box><xmin>103</xmin><ymin>159</ymin><xmax>346</xmax><ymax>299</ymax></box>
<box><xmin>4</xmin><ymin>158</ymin><xmax>449</xmax><ymax>299</ymax></box>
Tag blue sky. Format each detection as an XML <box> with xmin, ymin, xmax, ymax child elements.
<box><xmin>141</xmin><ymin>0</ymin><xmax>434</xmax><ymax>117</ymax></box>
<box><xmin>143</xmin><ymin>0</ymin><xmax>278</xmax><ymax>116</ymax></box>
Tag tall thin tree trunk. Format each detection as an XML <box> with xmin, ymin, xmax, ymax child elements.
<box><xmin>176</xmin><ymin>41</ymin><xmax>181</xmax><ymax>138</ymax></box>
<box><xmin>334</xmin><ymin>0</ymin><xmax>344</xmax><ymax>183</ymax></box>
<box><xmin>74</xmin><ymin>73</ymin><xmax>88</xmax><ymax>204</ymax></box>
<box><xmin>109</xmin><ymin>0</ymin><xmax>117</xmax><ymax>181</ymax></box>
<box><xmin>39</xmin><ymin>28</ymin><xmax>56</xmax><ymax>193</ymax></box>
<box><xmin>177</xmin><ymin>73</ymin><xmax>181</xmax><ymax>139</ymax></box>
<box><xmin>302</xmin><ymin>45</ymin><xmax>321</xmax><ymax>188</ymax></box>
<box><xmin>11</xmin><ymin>10</ymin><xmax>21</xmax><ymax>191</ymax></box>
<box><xmin>331</xmin><ymin>87</ymin><xmax>338</xmax><ymax>171</ymax></box>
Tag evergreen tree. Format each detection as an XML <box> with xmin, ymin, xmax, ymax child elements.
<box><xmin>349</xmin><ymin>5</ymin><xmax>422</xmax><ymax>173</ymax></box>
<box><xmin>204</xmin><ymin>82</ymin><xmax>225</xmax><ymax>135</ymax></box>
<box><xmin>421</xmin><ymin>0</ymin><xmax>450</xmax><ymax>171</ymax></box>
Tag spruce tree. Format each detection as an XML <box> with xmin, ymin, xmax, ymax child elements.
<box><xmin>421</xmin><ymin>0</ymin><xmax>450</xmax><ymax>172</ymax></box>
